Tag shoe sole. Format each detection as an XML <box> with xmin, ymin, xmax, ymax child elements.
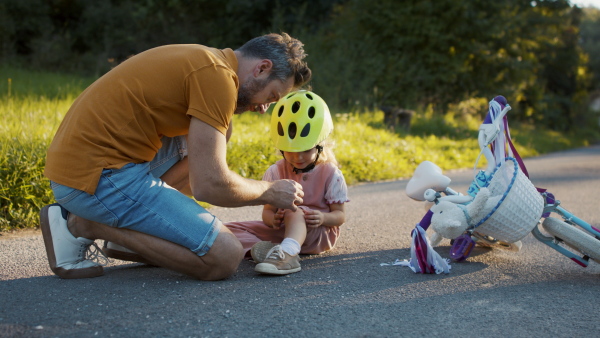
<box><xmin>250</xmin><ymin>241</ymin><xmax>277</xmax><ymax>263</ymax></box>
<box><xmin>103</xmin><ymin>242</ymin><xmax>156</xmax><ymax>266</ymax></box>
<box><xmin>255</xmin><ymin>263</ymin><xmax>301</xmax><ymax>275</ymax></box>
<box><xmin>40</xmin><ymin>205</ymin><xmax>104</xmax><ymax>279</ymax></box>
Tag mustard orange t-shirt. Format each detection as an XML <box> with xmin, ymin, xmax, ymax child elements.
<box><xmin>44</xmin><ymin>44</ymin><xmax>239</xmax><ymax>194</ymax></box>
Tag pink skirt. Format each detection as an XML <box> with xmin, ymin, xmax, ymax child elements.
<box><xmin>224</xmin><ymin>220</ymin><xmax>341</xmax><ymax>256</ymax></box>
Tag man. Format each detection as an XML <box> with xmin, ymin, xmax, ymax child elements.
<box><xmin>40</xmin><ymin>33</ymin><xmax>311</xmax><ymax>280</ymax></box>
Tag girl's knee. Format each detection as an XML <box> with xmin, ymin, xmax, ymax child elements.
<box><xmin>283</xmin><ymin>208</ymin><xmax>305</xmax><ymax>221</ymax></box>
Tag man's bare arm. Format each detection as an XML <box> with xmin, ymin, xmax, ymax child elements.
<box><xmin>187</xmin><ymin>117</ymin><xmax>303</xmax><ymax>209</ymax></box>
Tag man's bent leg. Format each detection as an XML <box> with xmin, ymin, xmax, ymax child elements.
<box><xmin>51</xmin><ymin>161</ymin><xmax>240</xmax><ymax>279</ymax></box>
<box><xmin>69</xmin><ymin>214</ymin><xmax>243</xmax><ymax>280</ymax></box>
<box><xmin>103</xmin><ymin>135</ymin><xmax>191</xmax><ymax>261</ymax></box>
<box><xmin>159</xmin><ymin>157</ymin><xmax>191</xmax><ymax>195</ymax></box>
<box><xmin>102</xmin><ymin>155</ymin><xmax>191</xmax><ymax>263</ymax></box>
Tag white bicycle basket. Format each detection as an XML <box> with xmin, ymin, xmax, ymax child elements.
<box><xmin>470</xmin><ymin>157</ymin><xmax>544</xmax><ymax>243</ymax></box>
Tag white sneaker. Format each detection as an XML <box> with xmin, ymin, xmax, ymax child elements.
<box><xmin>40</xmin><ymin>204</ymin><xmax>106</xmax><ymax>279</ymax></box>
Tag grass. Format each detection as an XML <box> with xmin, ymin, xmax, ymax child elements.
<box><xmin>0</xmin><ymin>66</ymin><xmax>96</xmax><ymax>231</ymax></box>
<box><xmin>1</xmin><ymin>66</ymin><xmax>597</xmax><ymax>231</ymax></box>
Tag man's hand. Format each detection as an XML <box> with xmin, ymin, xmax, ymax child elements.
<box><xmin>302</xmin><ymin>208</ymin><xmax>324</xmax><ymax>228</ymax></box>
<box><xmin>268</xmin><ymin>179</ymin><xmax>304</xmax><ymax>211</ymax></box>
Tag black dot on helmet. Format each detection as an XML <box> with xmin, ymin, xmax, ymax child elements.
<box><xmin>306</xmin><ymin>93</ymin><xmax>313</xmax><ymax>100</ymax></box>
<box><xmin>292</xmin><ymin>101</ymin><xmax>301</xmax><ymax>113</ymax></box>
<box><xmin>277</xmin><ymin>122</ymin><xmax>284</xmax><ymax>136</ymax></box>
<box><xmin>288</xmin><ymin>122</ymin><xmax>297</xmax><ymax>139</ymax></box>
<box><xmin>308</xmin><ymin>106</ymin><xmax>315</xmax><ymax>119</ymax></box>
<box><xmin>300</xmin><ymin>123</ymin><xmax>311</xmax><ymax>137</ymax></box>
<box><xmin>278</xmin><ymin>105</ymin><xmax>284</xmax><ymax>117</ymax></box>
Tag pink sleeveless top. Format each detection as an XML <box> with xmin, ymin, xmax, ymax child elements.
<box><xmin>224</xmin><ymin>159</ymin><xmax>349</xmax><ymax>255</ymax></box>
<box><xmin>263</xmin><ymin>159</ymin><xmax>349</xmax><ymax>211</ymax></box>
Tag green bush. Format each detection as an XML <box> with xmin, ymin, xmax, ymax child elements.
<box><xmin>0</xmin><ymin>68</ymin><xmax>89</xmax><ymax>231</ymax></box>
<box><xmin>0</xmin><ymin>137</ymin><xmax>53</xmax><ymax>231</ymax></box>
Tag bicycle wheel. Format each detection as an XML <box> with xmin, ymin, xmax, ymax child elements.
<box><xmin>542</xmin><ymin>217</ymin><xmax>600</xmax><ymax>262</ymax></box>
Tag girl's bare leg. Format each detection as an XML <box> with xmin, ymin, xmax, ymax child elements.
<box><xmin>283</xmin><ymin>208</ymin><xmax>307</xmax><ymax>245</ymax></box>
<box><xmin>254</xmin><ymin>208</ymin><xmax>304</xmax><ymax>275</ymax></box>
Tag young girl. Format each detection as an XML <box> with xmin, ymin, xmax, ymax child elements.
<box><xmin>224</xmin><ymin>90</ymin><xmax>349</xmax><ymax>275</ymax></box>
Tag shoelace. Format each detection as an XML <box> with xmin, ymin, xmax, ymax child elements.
<box><xmin>264</xmin><ymin>246</ymin><xmax>285</xmax><ymax>260</ymax></box>
<box><xmin>78</xmin><ymin>242</ymin><xmax>111</xmax><ymax>266</ymax></box>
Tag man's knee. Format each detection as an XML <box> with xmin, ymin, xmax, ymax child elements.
<box><xmin>195</xmin><ymin>229</ymin><xmax>243</xmax><ymax>281</ymax></box>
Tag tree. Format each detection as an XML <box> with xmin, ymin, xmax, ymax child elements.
<box><xmin>310</xmin><ymin>0</ymin><xmax>539</xmax><ymax>113</ymax></box>
<box><xmin>308</xmin><ymin>0</ymin><xmax>589</xmax><ymax>131</ymax></box>
<box><xmin>580</xmin><ymin>7</ymin><xmax>600</xmax><ymax>92</ymax></box>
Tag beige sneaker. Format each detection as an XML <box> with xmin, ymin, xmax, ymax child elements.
<box><xmin>250</xmin><ymin>241</ymin><xmax>277</xmax><ymax>263</ymax></box>
<box><xmin>254</xmin><ymin>245</ymin><xmax>301</xmax><ymax>275</ymax></box>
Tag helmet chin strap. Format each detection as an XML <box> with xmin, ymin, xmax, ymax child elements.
<box><xmin>282</xmin><ymin>145</ymin><xmax>323</xmax><ymax>174</ymax></box>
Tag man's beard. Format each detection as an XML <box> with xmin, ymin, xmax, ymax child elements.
<box><xmin>235</xmin><ymin>77</ymin><xmax>270</xmax><ymax>114</ymax></box>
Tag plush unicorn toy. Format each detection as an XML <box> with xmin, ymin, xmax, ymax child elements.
<box><xmin>428</xmin><ymin>187</ymin><xmax>501</xmax><ymax>246</ymax></box>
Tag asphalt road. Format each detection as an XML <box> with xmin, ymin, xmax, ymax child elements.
<box><xmin>1</xmin><ymin>145</ymin><xmax>599</xmax><ymax>337</ymax></box>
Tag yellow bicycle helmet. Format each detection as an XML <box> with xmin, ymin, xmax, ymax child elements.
<box><xmin>270</xmin><ymin>90</ymin><xmax>333</xmax><ymax>152</ymax></box>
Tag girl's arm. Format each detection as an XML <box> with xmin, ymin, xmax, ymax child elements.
<box><xmin>303</xmin><ymin>203</ymin><xmax>345</xmax><ymax>228</ymax></box>
<box><xmin>262</xmin><ymin>204</ymin><xmax>284</xmax><ymax>229</ymax></box>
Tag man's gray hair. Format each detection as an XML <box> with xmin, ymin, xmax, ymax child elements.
<box><xmin>236</xmin><ymin>33</ymin><xmax>311</xmax><ymax>88</ymax></box>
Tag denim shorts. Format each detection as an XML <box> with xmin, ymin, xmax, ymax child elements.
<box><xmin>50</xmin><ymin>136</ymin><xmax>220</xmax><ymax>256</ymax></box>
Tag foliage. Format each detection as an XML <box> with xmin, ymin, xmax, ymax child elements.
<box><xmin>0</xmin><ymin>0</ymin><xmax>342</xmax><ymax>76</ymax></box>
<box><xmin>0</xmin><ymin>137</ymin><xmax>54</xmax><ymax>231</ymax></box>
<box><xmin>311</xmin><ymin>1</ymin><xmax>520</xmax><ymax>110</ymax></box>
<box><xmin>228</xmin><ymin>111</ymin><xmax>486</xmax><ymax>186</ymax></box>
<box><xmin>309</xmin><ymin>0</ymin><xmax>594</xmax><ymax>131</ymax></box>
<box><xmin>0</xmin><ymin>65</ymin><xmax>95</xmax><ymax>98</ymax></box>
<box><xmin>226</xmin><ymin>113</ymin><xmax>280</xmax><ymax>180</ymax></box>
<box><xmin>0</xmin><ymin>67</ymin><xmax>95</xmax><ymax>231</ymax></box>
<box><xmin>1</xmin><ymin>65</ymin><xmax>598</xmax><ymax>232</ymax></box>
<box><xmin>580</xmin><ymin>7</ymin><xmax>600</xmax><ymax>93</ymax></box>
<box><xmin>1</xmin><ymin>0</ymin><xmax>599</xmax><ymax>133</ymax></box>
